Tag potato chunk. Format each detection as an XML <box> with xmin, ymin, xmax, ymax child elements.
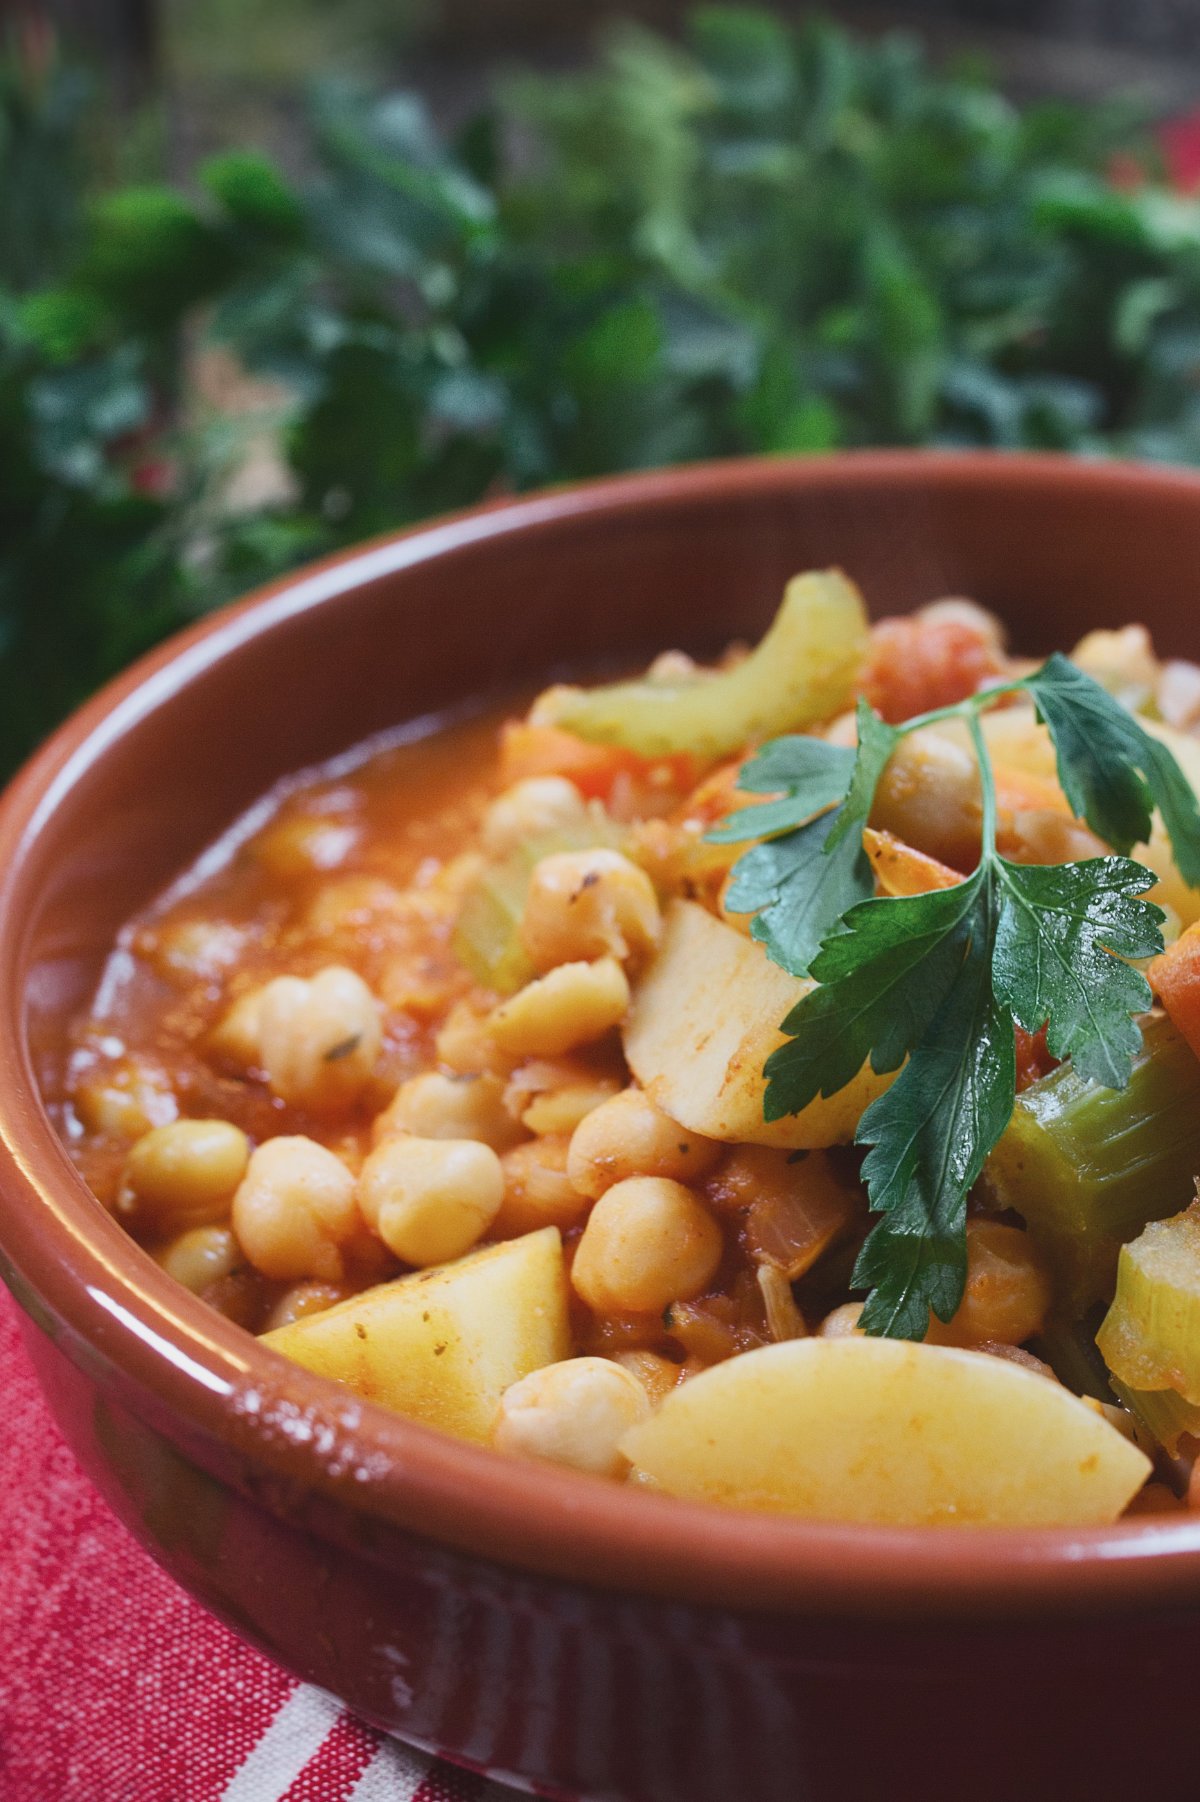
<box><xmin>620</xmin><ymin>1337</ymin><xmax>1150</xmax><ymax>1526</ymax></box>
<box><xmin>262</xmin><ymin>1226</ymin><xmax>570</xmax><ymax>1443</ymax></box>
<box><xmin>624</xmin><ymin>900</ymin><xmax>892</xmax><ymax>1148</ymax></box>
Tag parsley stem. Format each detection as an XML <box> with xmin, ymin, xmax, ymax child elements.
<box><xmin>897</xmin><ymin>676</ymin><xmax>1032</xmax><ymax>739</ymax></box>
<box><xmin>967</xmin><ymin>707</ymin><xmax>999</xmax><ymax>865</ymax></box>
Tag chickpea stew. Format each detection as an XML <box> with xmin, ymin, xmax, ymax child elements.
<box><xmin>57</xmin><ymin>575</ymin><xmax>1200</xmax><ymax>1527</ymax></box>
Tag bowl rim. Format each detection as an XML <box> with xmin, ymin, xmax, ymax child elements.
<box><xmin>5</xmin><ymin>448</ymin><xmax>1200</xmax><ymax>1624</ymax></box>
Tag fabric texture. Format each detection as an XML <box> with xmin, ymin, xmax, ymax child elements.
<box><xmin>0</xmin><ymin>1285</ymin><xmax>537</xmax><ymax>1802</ymax></box>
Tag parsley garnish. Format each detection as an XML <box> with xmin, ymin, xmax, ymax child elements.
<box><xmin>711</xmin><ymin>656</ymin><xmax>1200</xmax><ymax>1340</ymax></box>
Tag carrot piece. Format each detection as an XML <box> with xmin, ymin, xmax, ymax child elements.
<box><xmin>993</xmin><ymin>765</ymin><xmax>1073</xmax><ymax>817</ymax></box>
<box><xmin>862</xmin><ymin>827</ymin><xmax>963</xmax><ymax>896</ymax></box>
<box><xmin>861</xmin><ymin>616</ymin><xmax>1003</xmax><ymax>725</ymax></box>
<box><xmin>1150</xmin><ymin>922</ymin><xmax>1200</xmax><ymax>1061</ymax></box>
<box><xmin>500</xmin><ymin>722</ymin><xmax>638</xmax><ymax>799</ymax></box>
<box><xmin>500</xmin><ymin>721</ymin><xmax>693</xmax><ymax>801</ymax></box>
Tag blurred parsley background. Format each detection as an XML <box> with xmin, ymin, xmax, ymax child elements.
<box><xmin>4</xmin><ymin>3</ymin><xmax>1200</xmax><ymax>771</ymax></box>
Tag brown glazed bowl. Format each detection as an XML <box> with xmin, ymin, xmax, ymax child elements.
<box><xmin>5</xmin><ymin>453</ymin><xmax>1200</xmax><ymax>1802</ymax></box>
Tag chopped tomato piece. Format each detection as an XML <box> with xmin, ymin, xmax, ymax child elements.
<box><xmin>1015</xmin><ymin>1023</ymin><xmax>1057</xmax><ymax>1092</ymax></box>
<box><xmin>862</xmin><ymin>615</ymin><xmax>1004</xmax><ymax>725</ymax></box>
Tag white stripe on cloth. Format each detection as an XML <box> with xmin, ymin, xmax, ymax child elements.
<box><xmin>218</xmin><ymin>1686</ymin><xmax>345</xmax><ymax>1801</ymax></box>
<box><xmin>345</xmin><ymin>1740</ymin><xmax>434</xmax><ymax>1801</ymax></box>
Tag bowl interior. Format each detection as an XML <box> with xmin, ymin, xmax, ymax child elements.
<box><xmin>8</xmin><ymin>451</ymin><xmax>1200</xmax><ymax>1616</ymax></box>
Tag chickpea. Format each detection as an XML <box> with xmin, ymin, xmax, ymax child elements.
<box><xmin>571</xmin><ymin>1177</ymin><xmax>723</xmax><ymax>1316</ymax></box>
<box><xmin>1071</xmin><ymin>625</ymin><xmax>1158</xmax><ymax>699</ymax></box>
<box><xmin>154</xmin><ymin>1223</ymin><xmax>241</xmax><ymax>1295</ymax></box>
<box><xmin>232</xmin><ymin>1136</ymin><xmax>358</xmax><ymax>1282</ymax></box>
<box><xmin>432</xmin><ymin>851</ymin><xmax>488</xmax><ymax>901</ymax></box>
<box><xmin>1159</xmin><ymin>660</ymin><xmax>1200</xmax><ymax>733</ymax></box>
<box><xmin>303</xmin><ymin>876</ymin><xmax>405</xmax><ymax>936</ymax></box>
<box><xmin>520</xmin><ymin>850</ymin><xmax>661</xmax><ymax>973</ymax></box>
<box><xmin>378</xmin><ymin>950</ymin><xmax>464</xmax><ymax>1022</ymax></box>
<box><xmin>567</xmin><ymin>1087</ymin><xmax>720</xmax><ymax>1200</ymax></box>
<box><xmin>435</xmin><ymin>999</ymin><xmax>516</xmax><ymax>1077</ymax></box>
<box><xmin>646</xmin><ymin>649</ymin><xmax>700</xmax><ymax>682</ymax></box>
<box><xmin>208</xmin><ymin>988</ymin><xmax>266</xmax><ymax>1070</ymax></box>
<box><xmin>482</xmin><ymin>777</ymin><xmax>587</xmax><ymax>857</ymax></box>
<box><xmin>251</xmin><ymin>812</ymin><xmax>359</xmax><ymax>880</ymax></box>
<box><xmin>872</xmin><ymin>727</ymin><xmax>982</xmax><ymax>873</ymax></box>
<box><xmin>257</xmin><ymin>965</ymin><xmax>382</xmax><ymax>1112</ymax></box>
<box><xmin>488</xmin><ymin>958</ymin><xmax>630</xmax><ymax>1059</ymax></box>
<box><xmin>74</xmin><ymin>1056</ymin><xmax>178</xmax><ymax>1140</ymax></box>
<box><xmin>492</xmin><ymin>1357</ymin><xmax>651</xmax><ymax>1477</ymax></box>
<box><xmin>357</xmin><ymin>1135</ymin><xmax>504</xmax><ymax>1268</ymax></box>
<box><xmin>138</xmin><ymin>916</ymin><xmax>246</xmax><ymax>985</ymax></box>
<box><xmin>819</xmin><ymin>1302</ymin><xmax>864</xmax><ymax>1338</ymax></box>
<box><xmin>494</xmin><ymin>1136</ymin><xmax>588</xmax><ymax>1238</ymax></box>
<box><xmin>372</xmin><ymin>1070</ymin><xmax>525</xmax><ymax>1152</ymax></box>
<box><xmin>117</xmin><ymin>1119</ymin><xmax>251</xmax><ymax>1234</ymax></box>
<box><xmin>940</xmin><ymin>1218</ymin><xmax>1051</xmax><ymax>1348</ymax></box>
<box><xmin>917</xmin><ymin>597</ymin><xmax>1006</xmax><ymax>652</ymax></box>
<box><xmin>506</xmin><ymin>1057</ymin><xmax>623</xmax><ymax>1137</ymax></box>
<box><xmin>521</xmin><ymin>1083</ymin><xmax>619</xmax><ymax>1136</ymax></box>
<box><xmin>263</xmin><ymin>1280</ymin><xmax>352</xmax><ymax>1332</ymax></box>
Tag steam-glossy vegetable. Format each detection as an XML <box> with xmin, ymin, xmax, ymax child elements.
<box><xmin>1108</xmin><ymin>1378</ymin><xmax>1200</xmax><ymax>1457</ymax></box>
<box><xmin>1097</xmin><ymin>1202</ymin><xmax>1200</xmax><ymax>1402</ymax></box>
<box><xmin>985</xmin><ymin>1015</ymin><xmax>1200</xmax><ymax>1313</ymax></box>
<box><xmin>262</xmin><ymin>1227</ymin><xmax>570</xmax><ymax>1443</ymax></box>
<box><xmin>540</xmin><ymin>571</ymin><xmax>868</xmax><ymax>760</ymax></box>
<box><xmin>620</xmin><ymin>1337</ymin><xmax>1150</xmax><ymax>1525</ymax></box>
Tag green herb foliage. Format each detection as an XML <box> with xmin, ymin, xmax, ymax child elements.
<box><xmin>1</xmin><ymin>14</ymin><xmax>1197</xmax><ymax>770</ymax></box>
<box><xmin>717</xmin><ymin>665</ymin><xmax>1195</xmax><ymax>1340</ymax></box>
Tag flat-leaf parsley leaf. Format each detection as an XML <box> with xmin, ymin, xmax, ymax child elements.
<box><xmin>722</xmin><ymin>804</ymin><xmax>874</xmax><ymax>979</ymax></box>
<box><xmin>992</xmin><ymin>856</ymin><xmax>1162</xmax><ymax>1090</ymax></box>
<box><xmin>709</xmin><ymin>649</ymin><xmax>1200</xmax><ymax>1339</ymax></box>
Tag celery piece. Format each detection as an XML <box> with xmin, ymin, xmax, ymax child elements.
<box><xmin>1109</xmin><ymin>1377</ymin><xmax>1200</xmax><ymax>1456</ymax></box>
<box><xmin>452</xmin><ymin>819</ymin><xmax>626</xmax><ymax>994</ymax></box>
<box><xmin>1097</xmin><ymin>1202</ymin><xmax>1200</xmax><ymax>1401</ymax></box>
<box><xmin>540</xmin><ymin>569</ymin><xmax>869</xmax><ymax>760</ymax></box>
<box><xmin>453</xmin><ymin>851</ymin><xmax>539</xmax><ymax>995</ymax></box>
<box><xmin>985</xmin><ymin>1014</ymin><xmax>1200</xmax><ymax>1315</ymax></box>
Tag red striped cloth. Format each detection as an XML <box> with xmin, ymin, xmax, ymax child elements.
<box><xmin>0</xmin><ymin>1285</ymin><xmax>529</xmax><ymax>1802</ymax></box>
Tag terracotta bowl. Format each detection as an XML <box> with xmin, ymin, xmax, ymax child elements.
<box><xmin>4</xmin><ymin>453</ymin><xmax>1200</xmax><ymax>1802</ymax></box>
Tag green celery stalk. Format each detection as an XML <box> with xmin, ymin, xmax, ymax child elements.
<box><xmin>1108</xmin><ymin>1376</ymin><xmax>1200</xmax><ymax>1456</ymax></box>
<box><xmin>452</xmin><ymin>817</ymin><xmax>627</xmax><ymax>994</ymax></box>
<box><xmin>1029</xmin><ymin>1312</ymin><xmax>1115</xmax><ymax>1402</ymax></box>
<box><xmin>1096</xmin><ymin>1201</ymin><xmax>1200</xmax><ymax>1402</ymax></box>
<box><xmin>539</xmin><ymin>570</ymin><xmax>868</xmax><ymax>760</ymax></box>
<box><xmin>985</xmin><ymin>1014</ymin><xmax>1200</xmax><ymax>1315</ymax></box>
